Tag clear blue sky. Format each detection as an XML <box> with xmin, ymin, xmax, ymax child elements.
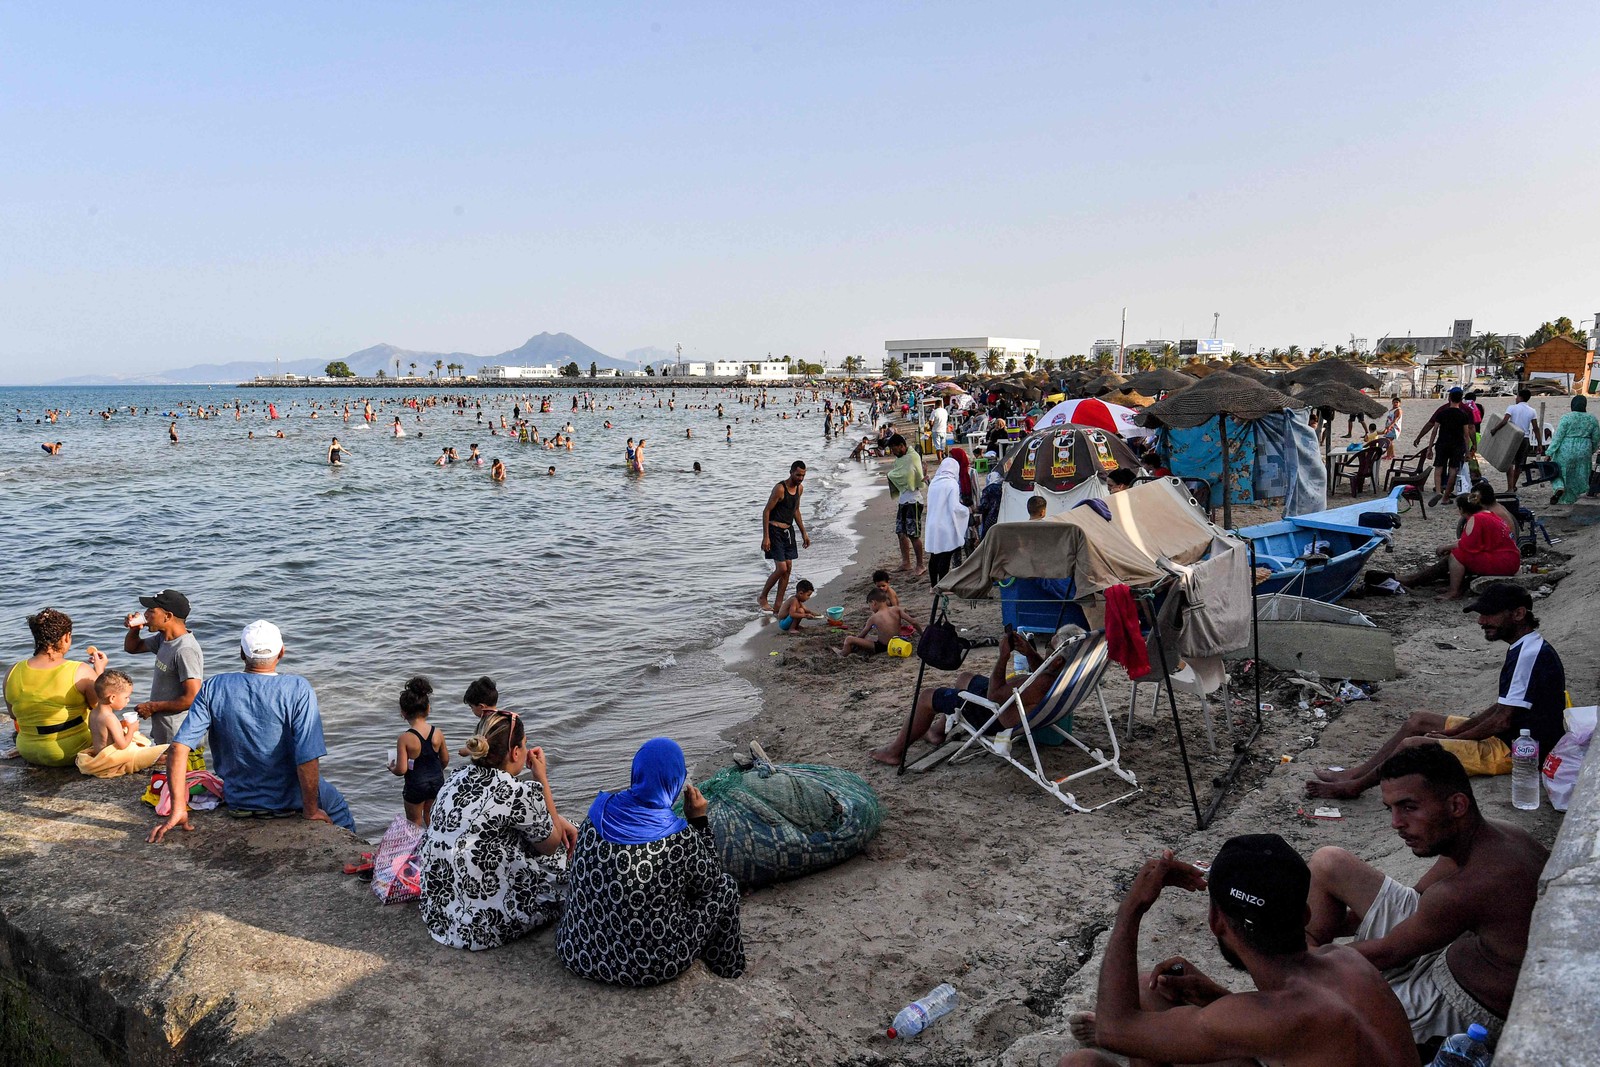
<box><xmin>3</xmin><ymin>2</ymin><xmax>1597</xmax><ymax>381</ymax></box>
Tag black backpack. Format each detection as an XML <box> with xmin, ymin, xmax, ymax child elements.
<box><xmin>917</xmin><ymin>618</ymin><xmax>966</xmax><ymax>671</ymax></box>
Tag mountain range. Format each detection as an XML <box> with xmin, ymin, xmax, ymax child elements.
<box><xmin>41</xmin><ymin>333</ymin><xmax>658</xmax><ymax>385</ymax></box>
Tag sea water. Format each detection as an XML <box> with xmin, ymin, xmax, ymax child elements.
<box><xmin>1</xmin><ymin>384</ymin><xmax>875</xmax><ymax>833</ymax></box>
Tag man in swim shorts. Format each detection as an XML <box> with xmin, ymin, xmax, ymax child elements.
<box><xmin>757</xmin><ymin>459</ymin><xmax>810</xmax><ymax>613</ymax></box>
<box><xmin>1305</xmin><ymin>743</ymin><xmax>1548</xmax><ymax>1052</ymax></box>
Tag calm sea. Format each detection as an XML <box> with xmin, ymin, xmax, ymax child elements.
<box><xmin>1</xmin><ymin>384</ymin><xmax>874</xmax><ymax>834</ymax></box>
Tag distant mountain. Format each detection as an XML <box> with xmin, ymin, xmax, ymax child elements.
<box><xmin>38</xmin><ymin>332</ymin><xmax>632</xmax><ymax>384</ymax></box>
<box><xmin>624</xmin><ymin>345</ymin><xmax>677</xmax><ymax>369</ymax></box>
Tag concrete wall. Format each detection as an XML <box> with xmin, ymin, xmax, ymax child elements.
<box><xmin>1494</xmin><ymin>739</ymin><xmax>1600</xmax><ymax>1063</ymax></box>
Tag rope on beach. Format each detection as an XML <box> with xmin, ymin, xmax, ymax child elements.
<box><xmin>696</xmin><ymin>761</ymin><xmax>884</xmax><ymax>889</ymax></box>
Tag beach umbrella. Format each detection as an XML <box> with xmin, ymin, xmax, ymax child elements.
<box><xmin>1122</xmin><ymin>368</ymin><xmax>1197</xmax><ymax>395</ymax></box>
<box><xmin>1179</xmin><ymin>360</ymin><xmax>1219</xmax><ymax>378</ymax></box>
<box><xmin>931</xmin><ymin>381</ymin><xmax>968</xmax><ymax>396</ymax></box>
<box><xmin>1223</xmin><ymin>362</ymin><xmax>1274</xmax><ymax>383</ymax></box>
<box><xmin>1281</xmin><ymin>359</ymin><xmax>1382</xmax><ymax>392</ymax></box>
<box><xmin>1079</xmin><ymin>371</ymin><xmax>1127</xmax><ymax>396</ymax></box>
<box><xmin>1137</xmin><ymin>371</ymin><xmax>1304</xmax><ymax>528</ymax></box>
<box><xmin>1100</xmin><ymin>388</ymin><xmax>1154</xmax><ymax>408</ymax></box>
<box><xmin>994</xmin><ymin>425</ymin><xmax>1143</xmax><ymax>521</ymax></box>
<box><xmin>1289</xmin><ymin>380</ymin><xmax>1386</xmax><ymax>419</ymax></box>
<box><xmin>1038</xmin><ymin>396</ymin><xmax>1146</xmax><ymax>438</ymax></box>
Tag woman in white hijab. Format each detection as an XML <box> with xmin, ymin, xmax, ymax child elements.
<box><xmin>924</xmin><ymin>455</ymin><xmax>971</xmax><ymax>587</ymax></box>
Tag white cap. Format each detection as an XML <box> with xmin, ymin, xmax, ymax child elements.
<box><xmin>240</xmin><ymin>620</ymin><xmax>284</xmax><ymax>660</ymax></box>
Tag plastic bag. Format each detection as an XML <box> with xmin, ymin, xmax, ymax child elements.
<box><xmin>371</xmin><ymin>815</ymin><xmax>424</xmax><ymax>904</ymax></box>
<box><xmin>1542</xmin><ymin>707</ymin><xmax>1597</xmax><ymax>813</ymax></box>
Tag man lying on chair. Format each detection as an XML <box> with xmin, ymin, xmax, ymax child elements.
<box><xmin>869</xmin><ymin>627</ymin><xmax>1076</xmax><ymax>766</ymax></box>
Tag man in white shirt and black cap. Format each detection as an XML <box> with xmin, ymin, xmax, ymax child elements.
<box><xmin>121</xmin><ymin>588</ymin><xmax>203</xmax><ymax>745</ymax></box>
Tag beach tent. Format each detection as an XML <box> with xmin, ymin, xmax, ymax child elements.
<box><xmin>1038</xmin><ymin>397</ymin><xmax>1147</xmax><ymax>439</ymax></box>
<box><xmin>995</xmin><ymin>425</ymin><xmax>1143</xmax><ymax>524</ymax></box>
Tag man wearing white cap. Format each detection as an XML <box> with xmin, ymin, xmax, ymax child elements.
<box><xmin>148</xmin><ymin>620</ymin><xmax>353</xmax><ymax>842</ymax></box>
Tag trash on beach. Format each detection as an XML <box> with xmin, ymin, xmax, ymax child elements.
<box><xmin>1299</xmin><ymin>806</ymin><xmax>1344</xmax><ymax>821</ymax></box>
<box><xmin>1258</xmin><ymin>703</ymin><xmax>1275</xmax><ymax>713</ymax></box>
<box><xmin>1279</xmin><ymin>754</ymin><xmax>1294</xmax><ymax>763</ymax></box>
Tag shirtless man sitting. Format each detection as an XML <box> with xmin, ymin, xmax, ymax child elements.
<box><xmin>1063</xmin><ymin>836</ymin><xmax>1415</xmax><ymax>1067</ymax></box>
<box><xmin>868</xmin><ymin>628</ymin><xmax>1067</xmax><ymax>765</ymax></box>
<box><xmin>1305</xmin><ymin>742</ymin><xmax>1548</xmax><ymax>1051</ymax></box>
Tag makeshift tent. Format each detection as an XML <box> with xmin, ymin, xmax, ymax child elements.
<box><xmin>1038</xmin><ymin>397</ymin><xmax>1148</xmax><ymax>438</ymax></box>
<box><xmin>995</xmin><ymin>425</ymin><xmax>1143</xmax><ymax>523</ymax></box>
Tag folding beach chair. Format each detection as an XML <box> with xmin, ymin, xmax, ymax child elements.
<box><xmin>943</xmin><ymin>631</ymin><xmax>1140</xmax><ymax>813</ymax></box>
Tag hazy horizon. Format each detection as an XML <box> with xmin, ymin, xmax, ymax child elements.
<box><xmin>4</xmin><ymin>2</ymin><xmax>1598</xmax><ymax>385</ymax></box>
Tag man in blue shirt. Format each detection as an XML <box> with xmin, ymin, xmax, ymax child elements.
<box><xmin>1307</xmin><ymin>583</ymin><xmax>1565</xmax><ymax>799</ymax></box>
<box><xmin>148</xmin><ymin>620</ymin><xmax>353</xmax><ymax>842</ymax></box>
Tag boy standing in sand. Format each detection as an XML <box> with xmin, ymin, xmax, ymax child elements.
<box><xmin>836</xmin><ymin>588</ymin><xmax>921</xmax><ymax>658</ymax></box>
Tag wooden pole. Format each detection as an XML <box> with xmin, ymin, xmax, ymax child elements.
<box><xmin>1219</xmin><ymin>413</ymin><xmax>1232</xmax><ymax>529</ymax></box>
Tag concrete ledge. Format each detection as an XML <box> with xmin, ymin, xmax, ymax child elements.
<box><xmin>1495</xmin><ymin>733</ymin><xmax>1600</xmax><ymax>1064</ymax></box>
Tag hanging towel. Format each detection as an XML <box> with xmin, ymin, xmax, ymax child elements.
<box><xmin>1103</xmin><ymin>584</ymin><xmax>1150</xmax><ymax>680</ymax></box>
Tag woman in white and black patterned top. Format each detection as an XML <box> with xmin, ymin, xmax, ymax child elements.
<box><xmin>418</xmin><ymin>710</ymin><xmax>577</xmax><ymax>950</ymax></box>
<box><xmin>556</xmin><ymin>738</ymin><xmax>745</xmax><ymax>986</ymax></box>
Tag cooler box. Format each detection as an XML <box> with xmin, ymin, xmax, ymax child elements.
<box><xmin>999</xmin><ymin>577</ymin><xmax>1087</xmax><ymax>634</ymax></box>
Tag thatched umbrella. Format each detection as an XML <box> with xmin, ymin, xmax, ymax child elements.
<box><xmin>1123</xmin><ymin>368</ymin><xmax>1198</xmax><ymax>396</ymax></box>
<box><xmin>1101</xmin><ymin>388</ymin><xmax>1154</xmax><ymax>408</ymax></box>
<box><xmin>1281</xmin><ymin>359</ymin><xmax>1382</xmax><ymax>392</ymax></box>
<box><xmin>1179</xmin><ymin>360</ymin><xmax>1219</xmax><ymax>378</ymax></box>
<box><xmin>1079</xmin><ymin>371</ymin><xmax>1127</xmax><ymax>397</ymax></box>
<box><xmin>1292</xmin><ymin>381</ymin><xmax>1388</xmax><ymax>472</ymax></box>
<box><xmin>1224</xmin><ymin>361</ymin><xmax>1273</xmax><ymax>383</ymax></box>
<box><xmin>1137</xmin><ymin>371</ymin><xmax>1303</xmax><ymax>528</ymax></box>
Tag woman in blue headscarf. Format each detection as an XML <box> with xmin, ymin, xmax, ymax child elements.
<box><xmin>556</xmin><ymin>738</ymin><xmax>745</xmax><ymax>986</ymax></box>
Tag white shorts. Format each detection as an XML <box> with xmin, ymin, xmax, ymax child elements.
<box><xmin>1354</xmin><ymin>877</ymin><xmax>1505</xmax><ymax>1046</ymax></box>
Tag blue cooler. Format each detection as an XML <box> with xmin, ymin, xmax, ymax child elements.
<box><xmin>998</xmin><ymin>577</ymin><xmax>1087</xmax><ymax>634</ymax></box>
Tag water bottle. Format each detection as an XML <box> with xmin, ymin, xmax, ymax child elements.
<box><xmin>1429</xmin><ymin>1022</ymin><xmax>1491</xmax><ymax>1066</ymax></box>
<box><xmin>1511</xmin><ymin>729</ymin><xmax>1541</xmax><ymax>810</ymax></box>
<box><xmin>887</xmin><ymin>983</ymin><xmax>958</xmax><ymax>1039</ymax></box>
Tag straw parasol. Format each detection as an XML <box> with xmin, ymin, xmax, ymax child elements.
<box><xmin>1137</xmin><ymin>371</ymin><xmax>1304</xmax><ymax>528</ymax></box>
<box><xmin>1280</xmin><ymin>359</ymin><xmax>1382</xmax><ymax>392</ymax></box>
<box><xmin>1101</xmin><ymin>388</ymin><xmax>1154</xmax><ymax>408</ymax></box>
<box><xmin>1122</xmin><ymin>368</ymin><xmax>1197</xmax><ymax>396</ymax></box>
<box><xmin>1224</xmin><ymin>361</ymin><xmax>1273</xmax><ymax>383</ymax></box>
<box><xmin>1290</xmin><ymin>380</ymin><xmax>1387</xmax><ymax>419</ymax></box>
<box><xmin>1179</xmin><ymin>359</ymin><xmax>1219</xmax><ymax>378</ymax></box>
<box><xmin>1079</xmin><ymin>371</ymin><xmax>1127</xmax><ymax>397</ymax></box>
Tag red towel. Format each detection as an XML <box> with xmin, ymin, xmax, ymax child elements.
<box><xmin>1103</xmin><ymin>584</ymin><xmax>1150</xmax><ymax>680</ymax></box>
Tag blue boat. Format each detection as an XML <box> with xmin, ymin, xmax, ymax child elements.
<box><xmin>1238</xmin><ymin>487</ymin><xmax>1406</xmax><ymax>603</ymax></box>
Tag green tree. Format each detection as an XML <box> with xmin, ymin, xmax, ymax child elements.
<box><xmin>645</xmin><ymin>364</ymin><xmax>655</xmax><ymax>376</ymax></box>
<box><xmin>1469</xmin><ymin>332</ymin><xmax>1505</xmax><ymax>375</ymax></box>
<box><xmin>1521</xmin><ymin>317</ymin><xmax>1583</xmax><ymax>349</ymax></box>
<box><xmin>1023</xmin><ymin>352</ymin><xmax>1036</xmax><ymax>372</ymax></box>
<box><xmin>1004</xmin><ymin>357</ymin><xmax>1018</xmax><ymax>373</ymax></box>
<box><xmin>375</xmin><ymin>368</ymin><xmax>386</xmax><ymax>379</ymax></box>
<box><xmin>434</xmin><ymin>359</ymin><xmax>444</xmax><ymax>377</ymax></box>
<box><xmin>560</xmin><ymin>362</ymin><xmax>580</xmax><ymax>377</ymax></box>
<box><xmin>1093</xmin><ymin>352</ymin><xmax>1114</xmax><ymax>371</ymax></box>
<box><xmin>409</xmin><ymin>362</ymin><xmax>418</xmax><ymax>377</ymax></box>
<box><xmin>1127</xmin><ymin>347</ymin><xmax>1153</xmax><ymax>372</ymax></box>
<box><xmin>324</xmin><ymin>360</ymin><xmax>355</xmax><ymax>378</ymax></box>
<box><xmin>589</xmin><ymin>361</ymin><xmax>598</xmax><ymax>378</ymax></box>
<box><xmin>948</xmin><ymin>347</ymin><xmax>974</xmax><ymax>374</ymax></box>
<box><xmin>1158</xmin><ymin>343</ymin><xmax>1178</xmax><ymax>369</ymax></box>
<box><xmin>885</xmin><ymin>356</ymin><xmax>903</xmax><ymax>380</ymax></box>
<box><xmin>842</xmin><ymin>355</ymin><xmax>862</xmax><ymax>377</ymax></box>
<box><xmin>984</xmin><ymin>348</ymin><xmax>1002</xmax><ymax>373</ymax></box>
<box><xmin>1042</xmin><ymin>358</ymin><xmax>1057</xmax><ymax>374</ymax></box>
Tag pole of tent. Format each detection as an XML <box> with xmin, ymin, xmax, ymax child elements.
<box><xmin>1200</xmin><ymin>538</ymin><xmax>1267</xmax><ymax>829</ymax></box>
<box><xmin>1142</xmin><ymin>586</ymin><xmax>1203</xmax><ymax>830</ymax></box>
<box><xmin>897</xmin><ymin>593</ymin><xmax>942</xmax><ymax>776</ymax></box>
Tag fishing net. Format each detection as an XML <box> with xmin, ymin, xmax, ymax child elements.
<box><xmin>694</xmin><ymin>761</ymin><xmax>883</xmax><ymax>889</ymax></box>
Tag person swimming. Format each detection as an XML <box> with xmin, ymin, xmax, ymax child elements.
<box><xmin>328</xmin><ymin>437</ymin><xmax>346</xmax><ymax>465</ymax></box>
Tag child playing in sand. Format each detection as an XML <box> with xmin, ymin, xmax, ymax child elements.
<box><xmin>871</xmin><ymin>569</ymin><xmax>900</xmax><ymax>608</ymax></box>
<box><xmin>836</xmin><ymin>589</ymin><xmax>922</xmax><ymax>657</ymax></box>
<box><xmin>390</xmin><ymin>676</ymin><xmax>448</xmax><ymax>827</ymax></box>
<box><xmin>777</xmin><ymin>580</ymin><xmax>823</xmax><ymax>633</ymax></box>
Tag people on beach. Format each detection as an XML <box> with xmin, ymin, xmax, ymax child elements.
<box><xmin>871</xmin><ymin>569</ymin><xmax>900</xmax><ymax>608</ymax></box>
<box><xmin>489</xmin><ymin>458</ymin><xmax>505</xmax><ymax>482</ymax></box>
<box><xmin>327</xmin><ymin>437</ymin><xmax>346</xmax><ymax>465</ymax></box>
<box><xmin>462</xmin><ymin>675</ymin><xmax>501</xmax><ymax>718</ymax></box>
<box><xmin>41</xmin><ymin>441</ymin><xmax>62</xmax><ymax>455</ymax></box>
<box><xmin>1379</xmin><ymin>396</ymin><xmax>1404</xmax><ymax>460</ymax></box>
<box><xmin>1307</xmin><ymin>583</ymin><xmax>1563</xmax><ymax>799</ymax></box>
<box><xmin>929</xmin><ymin>398</ymin><xmax>949</xmax><ymax>459</ymax></box>
<box><xmin>555</xmin><ymin>737</ymin><xmax>744</xmax><ymax>986</ymax></box>
<box><xmin>776</xmin><ymin>579</ymin><xmax>822</xmax><ymax>633</ymax></box>
<box><xmin>417</xmin><ymin>710</ymin><xmax>575</xmax><ymax>950</ymax></box>
<box><xmin>4</xmin><ymin>608</ymin><xmax>104</xmax><ymax>767</ymax></box>
<box><xmin>1062</xmin><ymin>836</ymin><xmax>1415</xmax><ymax>1067</ymax></box>
<box><xmin>1107</xmin><ymin>468</ymin><xmax>1137</xmax><ymax>493</ymax></box>
<box><xmin>1489</xmin><ymin>389</ymin><xmax>1540</xmax><ymax>492</ymax></box>
<box><xmin>1543</xmin><ymin>394</ymin><xmax>1600</xmax><ymax>505</ymax></box>
<box><xmin>885</xmin><ymin>434</ymin><xmax>927</xmax><ymax>575</ymax></box>
<box><xmin>77</xmin><ymin>670</ymin><xmax>168</xmax><ymax>778</ymax></box>
<box><xmin>837</xmin><ymin>587</ymin><xmax>922</xmax><ymax>660</ymax></box>
<box><xmin>1389</xmin><ymin>495</ymin><xmax>1519</xmax><ymax>598</ymax></box>
<box><xmin>757</xmin><ymin>460</ymin><xmax>811</xmax><ymax>613</ymax></box>
<box><xmin>1413</xmin><ymin>387</ymin><xmax>1474</xmax><ymax>503</ymax></box>
<box><xmin>148</xmin><ymin>620</ymin><xmax>355</xmax><ymax>841</ymax></box>
<box><xmin>122</xmin><ymin>589</ymin><xmax>203</xmax><ymax>744</ymax></box>
<box><xmin>1305</xmin><ymin>743</ymin><xmax>1550</xmax><ymax>1048</ymax></box>
<box><xmin>168</xmin><ymin>421</ymin><xmax>179</xmax><ymax>444</ymax></box>
<box><xmin>924</xmin><ymin>453</ymin><xmax>971</xmax><ymax>588</ymax></box>
<box><xmin>391</xmin><ymin>676</ymin><xmax>448</xmax><ymax>827</ymax></box>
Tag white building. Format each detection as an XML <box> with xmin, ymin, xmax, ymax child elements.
<box><xmin>660</xmin><ymin>362</ymin><xmax>709</xmax><ymax>377</ymax></box>
<box><xmin>884</xmin><ymin>337</ymin><xmax>1040</xmax><ymax>377</ymax></box>
<box><xmin>478</xmin><ymin>364</ymin><xmax>561</xmax><ymax>379</ymax></box>
<box><xmin>708</xmin><ymin>360</ymin><xmax>791</xmax><ymax>380</ymax></box>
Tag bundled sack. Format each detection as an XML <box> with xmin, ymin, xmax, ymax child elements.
<box><xmin>1542</xmin><ymin>706</ymin><xmax>1597</xmax><ymax>813</ymax></box>
<box><xmin>695</xmin><ymin>759</ymin><xmax>884</xmax><ymax>889</ymax></box>
<box><xmin>371</xmin><ymin>814</ymin><xmax>424</xmax><ymax>904</ymax></box>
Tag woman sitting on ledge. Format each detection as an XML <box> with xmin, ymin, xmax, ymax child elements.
<box><xmin>4</xmin><ymin>608</ymin><xmax>105</xmax><ymax>768</ymax></box>
<box><xmin>556</xmin><ymin>738</ymin><xmax>745</xmax><ymax>987</ymax></box>
<box><xmin>417</xmin><ymin>710</ymin><xmax>576</xmax><ymax>950</ymax></box>
<box><xmin>1394</xmin><ymin>495</ymin><xmax>1520</xmax><ymax>599</ymax></box>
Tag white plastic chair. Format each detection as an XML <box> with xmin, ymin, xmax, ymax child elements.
<box><xmin>1127</xmin><ymin>663</ymin><xmax>1229</xmax><ymax>755</ymax></box>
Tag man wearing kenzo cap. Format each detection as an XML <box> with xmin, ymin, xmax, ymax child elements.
<box><xmin>1062</xmin><ymin>835</ymin><xmax>1413</xmax><ymax>1067</ymax></box>
<box><xmin>121</xmin><ymin>588</ymin><xmax>203</xmax><ymax>745</ymax></box>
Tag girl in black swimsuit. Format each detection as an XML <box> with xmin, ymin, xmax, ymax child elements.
<box><xmin>391</xmin><ymin>677</ymin><xmax>449</xmax><ymax>826</ymax></box>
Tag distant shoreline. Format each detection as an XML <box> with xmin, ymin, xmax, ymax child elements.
<box><xmin>237</xmin><ymin>376</ymin><xmax>827</xmax><ymax>389</ymax></box>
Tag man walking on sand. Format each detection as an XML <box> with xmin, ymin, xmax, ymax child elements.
<box><xmin>929</xmin><ymin>398</ymin><xmax>949</xmax><ymax>459</ymax></box>
<box><xmin>1412</xmin><ymin>386</ymin><xmax>1474</xmax><ymax>504</ymax></box>
<box><xmin>1304</xmin><ymin>743</ymin><xmax>1548</xmax><ymax>1048</ymax></box>
<box><xmin>1061</xmin><ymin>836</ymin><xmax>1415</xmax><ymax>1067</ymax></box>
<box><xmin>885</xmin><ymin>434</ymin><xmax>927</xmax><ymax>575</ymax></box>
<box><xmin>122</xmin><ymin>589</ymin><xmax>203</xmax><ymax>745</ymax></box>
<box><xmin>757</xmin><ymin>460</ymin><xmax>810</xmax><ymax>613</ymax></box>
<box><xmin>1306</xmin><ymin>582</ymin><xmax>1564</xmax><ymax>800</ymax></box>
<box><xmin>1489</xmin><ymin>388</ymin><xmax>1542</xmax><ymax>493</ymax></box>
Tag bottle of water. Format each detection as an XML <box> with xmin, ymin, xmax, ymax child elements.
<box><xmin>1511</xmin><ymin>729</ymin><xmax>1541</xmax><ymax>810</ymax></box>
<box><xmin>1429</xmin><ymin>1022</ymin><xmax>1491</xmax><ymax>1066</ymax></box>
<box><xmin>887</xmin><ymin>983</ymin><xmax>958</xmax><ymax>1039</ymax></box>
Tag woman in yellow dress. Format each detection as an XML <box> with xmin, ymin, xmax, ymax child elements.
<box><xmin>4</xmin><ymin>608</ymin><xmax>106</xmax><ymax>767</ymax></box>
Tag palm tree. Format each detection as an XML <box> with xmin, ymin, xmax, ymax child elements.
<box><xmin>842</xmin><ymin>355</ymin><xmax>861</xmax><ymax>377</ymax></box>
<box><xmin>884</xmin><ymin>356</ymin><xmax>903</xmax><ymax>380</ymax></box>
<box><xmin>1023</xmin><ymin>352</ymin><xmax>1036</xmax><ymax>372</ymax></box>
<box><xmin>1470</xmin><ymin>332</ymin><xmax>1505</xmax><ymax>377</ymax></box>
<box><xmin>984</xmin><ymin>349</ymin><xmax>1002</xmax><ymax>373</ymax></box>
<box><xmin>1158</xmin><ymin>343</ymin><xmax>1178</xmax><ymax>369</ymax></box>
<box><xmin>1128</xmin><ymin>347</ymin><xmax>1154</xmax><ymax>371</ymax></box>
<box><xmin>409</xmin><ymin>362</ymin><xmax>418</xmax><ymax>377</ymax></box>
<box><xmin>1287</xmin><ymin>345</ymin><xmax>1303</xmax><ymax>361</ymax></box>
<box><xmin>434</xmin><ymin>359</ymin><xmax>445</xmax><ymax>377</ymax></box>
<box><xmin>1042</xmin><ymin>358</ymin><xmax>1057</xmax><ymax>373</ymax></box>
<box><xmin>1093</xmin><ymin>352</ymin><xmax>1114</xmax><ymax>371</ymax></box>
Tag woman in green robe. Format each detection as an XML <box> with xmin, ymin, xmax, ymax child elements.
<box><xmin>1545</xmin><ymin>394</ymin><xmax>1600</xmax><ymax>504</ymax></box>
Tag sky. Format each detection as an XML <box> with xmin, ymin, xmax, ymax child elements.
<box><xmin>3</xmin><ymin>1</ymin><xmax>1598</xmax><ymax>382</ymax></box>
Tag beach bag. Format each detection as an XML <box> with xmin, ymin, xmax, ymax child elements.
<box><xmin>1542</xmin><ymin>706</ymin><xmax>1597</xmax><ymax>813</ymax></box>
<box><xmin>371</xmin><ymin>815</ymin><xmax>424</xmax><ymax>904</ymax></box>
<box><xmin>695</xmin><ymin>759</ymin><xmax>883</xmax><ymax>889</ymax></box>
<box><xmin>917</xmin><ymin>618</ymin><xmax>965</xmax><ymax>671</ymax></box>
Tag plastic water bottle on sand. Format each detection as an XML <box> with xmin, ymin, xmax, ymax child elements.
<box><xmin>888</xmin><ymin>984</ymin><xmax>958</xmax><ymax>1039</ymax></box>
<box><xmin>1428</xmin><ymin>1022</ymin><xmax>1491</xmax><ymax>1066</ymax></box>
<box><xmin>1511</xmin><ymin>729</ymin><xmax>1540</xmax><ymax>810</ymax></box>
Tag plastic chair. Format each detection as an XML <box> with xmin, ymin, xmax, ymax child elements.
<box><xmin>1127</xmin><ymin>663</ymin><xmax>1228</xmax><ymax>755</ymax></box>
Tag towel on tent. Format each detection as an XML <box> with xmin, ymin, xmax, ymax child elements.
<box><xmin>1103</xmin><ymin>584</ymin><xmax>1150</xmax><ymax>679</ymax></box>
<box><xmin>1162</xmin><ymin>537</ymin><xmax>1252</xmax><ymax>659</ymax></box>
<box><xmin>1283</xmin><ymin>410</ymin><xmax>1327</xmax><ymax>517</ymax></box>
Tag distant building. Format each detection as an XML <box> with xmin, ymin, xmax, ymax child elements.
<box><xmin>660</xmin><ymin>362</ymin><xmax>708</xmax><ymax>377</ymax></box>
<box><xmin>884</xmin><ymin>337</ymin><xmax>1040</xmax><ymax>377</ymax></box>
<box><xmin>478</xmin><ymin>364</ymin><xmax>562</xmax><ymax>379</ymax></box>
<box><xmin>1377</xmin><ymin>319</ymin><xmax>1524</xmax><ymax>362</ymax></box>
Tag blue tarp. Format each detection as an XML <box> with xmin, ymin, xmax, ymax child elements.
<box><xmin>1164</xmin><ymin>417</ymin><xmax>1257</xmax><ymax>505</ymax></box>
<box><xmin>1283</xmin><ymin>410</ymin><xmax>1327</xmax><ymax>516</ymax></box>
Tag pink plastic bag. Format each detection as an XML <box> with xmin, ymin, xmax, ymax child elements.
<box><xmin>1542</xmin><ymin>707</ymin><xmax>1596</xmax><ymax>813</ymax></box>
<box><xmin>371</xmin><ymin>815</ymin><xmax>423</xmax><ymax>904</ymax></box>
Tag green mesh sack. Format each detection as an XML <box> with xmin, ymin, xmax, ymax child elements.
<box><xmin>693</xmin><ymin>761</ymin><xmax>883</xmax><ymax>889</ymax></box>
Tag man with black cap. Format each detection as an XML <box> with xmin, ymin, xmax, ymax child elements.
<box><xmin>1307</xmin><ymin>581</ymin><xmax>1564</xmax><ymax>800</ymax></box>
<box><xmin>1412</xmin><ymin>386</ymin><xmax>1474</xmax><ymax>504</ymax></box>
<box><xmin>122</xmin><ymin>589</ymin><xmax>203</xmax><ymax>745</ymax></box>
<box><xmin>1062</xmin><ymin>836</ymin><xmax>1414</xmax><ymax>1067</ymax></box>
